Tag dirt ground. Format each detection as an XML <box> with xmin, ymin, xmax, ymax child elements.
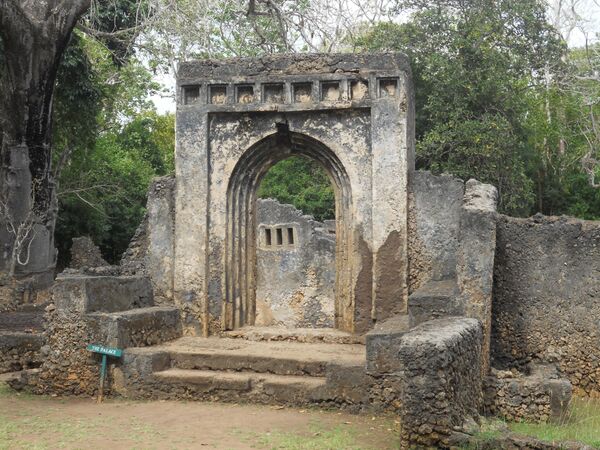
<box><xmin>0</xmin><ymin>381</ymin><xmax>400</xmax><ymax>450</ymax></box>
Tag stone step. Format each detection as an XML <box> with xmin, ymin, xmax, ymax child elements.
<box><xmin>222</xmin><ymin>326</ymin><xmax>364</xmax><ymax>344</ymax></box>
<box><xmin>408</xmin><ymin>279</ymin><xmax>461</xmax><ymax>327</ymax></box>
<box><xmin>162</xmin><ymin>337</ymin><xmax>365</xmax><ymax>377</ymax></box>
<box><xmin>87</xmin><ymin>306</ymin><xmax>182</xmax><ymax>348</ymax></box>
<box><xmin>152</xmin><ymin>368</ymin><xmax>329</xmax><ymax>404</ymax></box>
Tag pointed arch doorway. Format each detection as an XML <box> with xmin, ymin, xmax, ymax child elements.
<box><xmin>224</xmin><ymin>127</ymin><xmax>354</xmax><ymax>332</ymax></box>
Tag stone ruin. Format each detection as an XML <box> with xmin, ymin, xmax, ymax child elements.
<box><xmin>3</xmin><ymin>53</ymin><xmax>600</xmax><ymax>449</ymax></box>
<box><xmin>255</xmin><ymin>198</ymin><xmax>335</xmax><ymax>328</ymax></box>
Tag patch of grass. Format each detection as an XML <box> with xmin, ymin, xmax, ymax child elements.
<box><xmin>508</xmin><ymin>397</ymin><xmax>600</xmax><ymax>447</ymax></box>
<box><xmin>462</xmin><ymin>418</ymin><xmax>507</xmax><ymax>449</ymax></box>
<box><xmin>235</xmin><ymin>422</ymin><xmax>387</xmax><ymax>450</ymax></box>
<box><xmin>0</xmin><ymin>383</ymin><xmax>12</xmax><ymax>398</ymax></box>
<box><xmin>0</xmin><ymin>406</ymin><xmax>165</xmax><ymax>449</ymax></box>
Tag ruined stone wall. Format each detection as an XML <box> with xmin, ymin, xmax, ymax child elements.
<box><xmin>0</xmin><ymin>332</ymin><xmax>43</xmax><ymax>373</ymax></box>
<box><xmin>397</xmin><ymin>317</ymin><xmax>483</xmax><ymax>449</ymax></box>
<box><xmin>255</xmin><ymin>199</ymin><xmax>335</xmax><ymax>328</ymax></box>
<box><xmin>69</xmin><ymin>236</ymin><xmax>107</xmax><ymax>269</ymax></box>
<box><xmin>22</xmin><ymin>274</ymin><xmax>181</xmax><ymax>396</ymax></box>
<box><xmin>483</xmin><ymin>365</ymin><xmax>571</xmax><ymax>423</ymax></box>
<box><xmin>492</xmin><ymin>214</ymin><xmax>600</xmax><ymax>396</ymax></box>
<box><xmin>121</xmin><ymin>176</ymin><xmax>176</xmax><ymax>305</ymax></box>
<box><xmin>408</xmin><ymin>171</ymin><xmax>464</xmax><ymax>293</ymax></box>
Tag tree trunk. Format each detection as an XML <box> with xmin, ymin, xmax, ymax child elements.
<box><xmin>0</xmin><ymin>1</ymin><xmax>91</xmax><ymax>282</ymax></box>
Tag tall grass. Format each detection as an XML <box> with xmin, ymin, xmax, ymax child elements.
<box><xmin>509</xmin><ymin>397</ymin><xmax>600</xmax><ymax>447</ymax></box>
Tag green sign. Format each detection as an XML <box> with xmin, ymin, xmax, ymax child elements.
<box><xmin>87</xmin><ymin>344</ymin><xmax>123</xmax><ymax>358</ymax></box>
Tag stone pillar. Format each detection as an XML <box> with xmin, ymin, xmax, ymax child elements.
<box><xmin>456</xmin><ymin>179</ymin><xmax>498</xmax><ymax>375</ymax></box>
<box><xmin>369</xmin><ymin>71</ymin><xmax>415</xmax><ymax>326</ymax></box>
<box><xmin>173</xmin><ymin>108</ymin><xmax>210</xmax><ymax>335</ymax></box>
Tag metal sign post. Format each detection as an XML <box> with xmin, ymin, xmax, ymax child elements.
<box><xmin>86</xmin><ymin>344</ymin><xmax>123</xmax><ymax>403</ymax></box>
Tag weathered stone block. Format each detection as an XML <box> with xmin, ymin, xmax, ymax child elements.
<box><xmin>398</xmin><ymin>317</ymin><xmax>483</xmax><ymax>449</ymax></box>
<box><xmin>0</xmin><ymin>332</ymin><xmax>44</xmax><ymax>373</ymax></box>
<box><xmin>408</xmin><ymin>279</ymin><xmax>461</xmax><ymax>327</ymax></box>
<box><xmin>365</xmin><ymin>314</ymin><xmax>410</xmax><ymax>375</ymax></box>
<box><xmin>52</xmin><ymin>275</ymin><xmax>153</xmax><ymax>313</ymax></box>
<box><xmin>87</xmin><ymin>306</ymin><xmax>182</xmax><ymax>348</ymax></box>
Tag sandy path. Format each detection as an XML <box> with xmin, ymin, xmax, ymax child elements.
<box><xmin>0</xmin><ymin>382</ymin><xmax>399</xmax><ymax>449</ymax></box>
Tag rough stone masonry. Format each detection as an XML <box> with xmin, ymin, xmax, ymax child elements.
<box><xmin>11</xmin><ymin>53</ymin><xmax>600</xmax><ymax>450</ymax></box>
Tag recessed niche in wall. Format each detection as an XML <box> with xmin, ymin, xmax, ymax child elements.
<box><xmin>265</xmin><ymin>228</ymin><xmax>272</xmax><ymax>246</ymax></box>
<box><xmin>378</xmin><ymin>78</ymin><xmax>398</xmax><ymax>98</ymax></box>
<box><xmin>351</xmin><ymin>80</ymin><xmax>369</xmax><ymax>100</ymax></box>
<box><xmin>183</xmin><ymin>85</ymin><xmax>200</xmax><ymax>105</ymax></box>
<box><xmin>287</xmin><ymin>227</ymin><xmax>295</xmax><ymax>245</ymax></box>
<box><xmin>293</xmin><ymin>83</ymin><xmax>312</xmax><ymax>103</ymax></box>
<box><xmin>276</xmin><ymin>228</ymin><xmax>283</xmax><ymax>245</ymax></box>
<box><xmin>209</xmin><ymin>85</ymin><xmax>227</xmax><ymax>104</ymax></box>
<box><xmin>236</xmin><ymin>85</ymin><xmax>254</xmax><ymax>104</ymax></box>
<box><xmin>263</xmin><ymin>83</ymin><xmax>285</xmax><ymax>103</ymax></box>
<box><xmin>321</xmin><ymin>81</ymin><xmax>340</xmax><ymax>101</ymax></box>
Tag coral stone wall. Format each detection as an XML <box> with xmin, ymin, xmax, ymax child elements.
<box><xmin>492</xmin><ymin>214</ymin><xmax>600</xmax><ymax>396</ymax></box>
<box><xmin>408</xmin><ymin>171</ymin><xmax>464</xmax><ymax>293</ymax></box>
<box><xmin>255</xmin><ymin>199</ymin><xmax>335</xmax><ymax>328</ymax></box>
<box><xmin>483</xmin><ymin>365</ymin><xmax>571</xmax><ymax>422</ymax></box>
<box><xmin>398</xmin><ymin>317</ymin><xmax>483</xmax><ymax>449</ymax></box>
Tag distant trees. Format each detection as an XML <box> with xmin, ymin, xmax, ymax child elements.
<box><xmin>336</xmin><ymin>0</ymin><xmax>598</xmax><ymax>219</ymax></box>
<box><xmin>258</xmin><ymin>157</ymin><xmax>335</xmax><ymax>222</ymax></box>
<box><xmin>2</xmin><ymin>0</ymin><xmax>599</xmax><ymax>269</ymax></box>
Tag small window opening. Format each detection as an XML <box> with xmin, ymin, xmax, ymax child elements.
<box><xmin>351</xmin><ymin>80</ymin><xmax>369</xmax><ymax>100</ymax></box>
<box><xmin>183</xmin><ymin>85</ymin><xmax>200</xmax><ymax>105</ymax></box>
<box><xmin>293</xmin><ymin>83</ymin><xmax>312</xmax><ymax>103</ymax></box>
<box><xmin>237</xmin><ymin>85</ymin><xmax>254</xmax><ymax>104</ymax></box>
<box><xmin>276</xmin><ymin>228</ymin><xmax>283</xmax><ymax>245</ymax></box>
<box><xmin>263</xmin><ymin>83</ymin><xmax>285</xmax><ymax>103</ymax></box>
<box><xmin>287</xmin><ymin>227</ymin><xmax>294</xmax><ymax>245</ymax></box>
<box><xmin>209</xmin><ymin>85</ymin><xmax>227</xmax><ymax>104</ymax></box>
<box><xmin>379</xmin><ymin>78</ymin><xmax>398</xmax><ymax>98</ymax></box>
<box><xmin>321</xmin><ymin>81</ymin><xmax>340</xmax><ymax>101</ymax></box>
<box><xmin>265</xmin><ymin>228</ymin><xmax>272</xmax><ymax>246</ymax></box>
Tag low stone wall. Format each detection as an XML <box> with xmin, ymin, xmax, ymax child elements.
<box><xmin>492</xmin><ymin>214</ymin><xmax>600</xmax><ymax>397</ymax></box>
<box><xmin>0</xmin><ymin>332</ymin><xmax>44</xmax><ymax>373</ymax></box>
<box><xmin>484</xmin><ymin>365</ymin><xmax>571</xmax><ymax>423</ymax></box>
<box><xmin>397</xmin><ymin>317</ymin><xmax>483</xmax><ymax>449</ymax></box>
<box><xmin>366</xmin><ymin>316</ymin><xmax>483</xmax><ymax>448</ymax></box>
<box><xmin>0</xmin><ymin>272</ymin><xmax>53</xmax><ymax>313</ymax></box>
<box><xmin>17</xmin><ymin>273</ymin><xmax>182</xmax><ymax>396</ymax></box>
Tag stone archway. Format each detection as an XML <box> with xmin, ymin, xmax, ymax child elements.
<box><xmin>173</xmin><ymin>53</ymin><xmax>415</xmax><ymax>336</ymax></box>
<box><xmin>224</xmin><ymin>128</ymin><xmax>353</xmax><ymax>331</ymax></box>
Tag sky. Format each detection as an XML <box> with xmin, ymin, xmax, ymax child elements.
<box><xmin>149</xmin><ymin>1</ymin><xmax>600</xmax><ymax>115</ymax></box>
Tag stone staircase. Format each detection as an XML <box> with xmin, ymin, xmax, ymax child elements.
<box><xmin>119</xmin><ymin>332</ymin><xmax>368</xmax><ymax>407</ymax></box>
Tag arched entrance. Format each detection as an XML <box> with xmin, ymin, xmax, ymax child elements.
<box><xmin>224</xmin><ymin>126</ymin><xmax>354</xmax><ymax>331</ymax></box>
<box><xmin>173</xmin><ymin>53</ymin><xmax>414</xmax><ymax>336</ymax></box>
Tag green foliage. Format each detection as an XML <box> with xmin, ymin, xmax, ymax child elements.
<box><xmin>258</xmin><ymin>156</ymin><xmax>335</xmax><ymax>222</ymax></box>
<box><xmin>354</xmin><ymin>0</ymin><xmax>566</xmax><ymax>216</ymax></box>
<box><xmin>419</xmin><ymin>113</ymin><xmax>535</xmax><ymax>214</ymax></box>
<box><xmin>52</xmin><ymin>31</ymin><xmax>172</xmax><ymax>266</ymax></box>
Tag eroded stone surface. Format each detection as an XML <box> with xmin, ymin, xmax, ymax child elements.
<box><xmin>492</xmin><ymin>214</ymin><xmax>600</xmax><ymax>397</ymax></box>
<box><xmin>69</xmin><ymin>236</ymin><xmax>107</xmax><ymax>269</ymax></box>
<box><xmin>255</xmin><ymin>199</ymin><xmax>335</xmax><ymax>328</ymax></box>
<box><xmin>398</xmin><ymin>317</ymin><xmax>483</xmax><ymax>449</ymax></box>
